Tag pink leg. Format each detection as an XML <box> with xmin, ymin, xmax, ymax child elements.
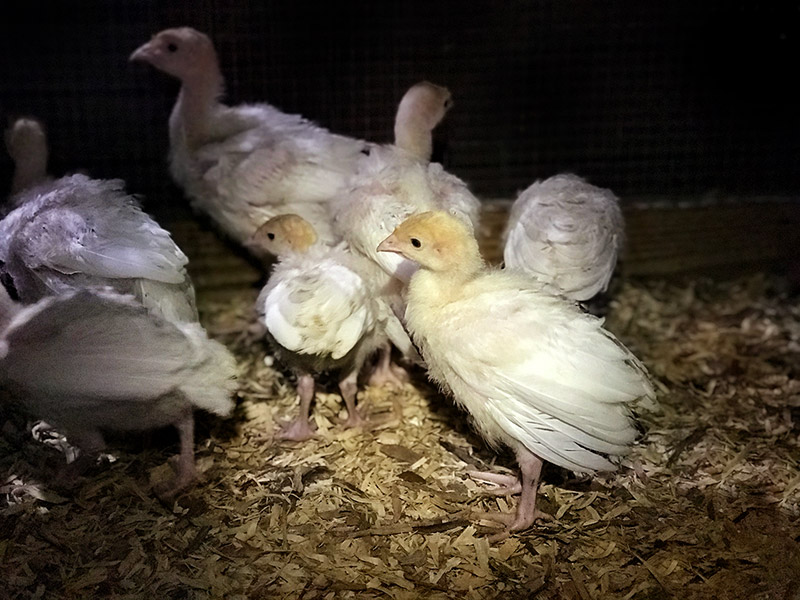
<box><xmin>154</xmin><ymin>410</ymin><xmax>198</xmax><ymax>500</ymax></box>
<box><xmin>339</xmin><ymin>369</ymin><xmax>367</xmax><ymax>428</ymax></box>
<box><xmin>368</xmin><ymin>343</ymin><xmax>409</xmax><ymax>388</ymax></box>
<box><xmin>476</xmin><ymin>449</ymin><xmax>552</xmax><ymax>542</ymax></box>
<box><xmin>277</xmin><ymin>374</ymin><xmax>317</xmax><ymax>441</ymax></box>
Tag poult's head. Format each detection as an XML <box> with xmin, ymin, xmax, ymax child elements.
<box><xmin>248</xmin><ymin>214</ymin><xmax>318</xmax><ymax>256</ymax></box>
<box><xmin>4</xmin><ymin>117</ymin><xmax>47</xmax><ymax>164</ymax></box>
<box><xmin>130</xmin><ymin>27</ymin><xmax>216</xmax><ymax>81</ymax></box>
<box><xmin>397</xmin><ymin>81</ymin><xmax>453</xmax><ymax>133</ymax></box>
<box><xmin>377</xmin><ymin>211</ymin><xmax>482</xmax><ymax>273</ymax></box>
<box><xmin>394</xmin><ymin>81</ymin><xmax>453</xmax><ymax>161</ymax></box>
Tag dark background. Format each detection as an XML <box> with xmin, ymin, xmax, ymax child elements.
<box><xmin>1</xmin><ymin>0</ymin><xmax>798</xmax><ymax>221</ymax></box>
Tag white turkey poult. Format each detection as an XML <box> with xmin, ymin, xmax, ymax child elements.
<box><xmin>0</xmin><ymin>286</ymin><xmax>237</xmax><ymax>499</ymax></box>
<box><xmin>503</xmin><ymin>173</ymin><xmax>624</xmax><ymax>302</ymax></box>
<box><xmin>0</xmin><ymin>117</ymin><xmax>198</xmax><ymax>323</ymax></box>
<box><xmin>329</xmin><ymin>81</ymin><xmax>480</xmax><ymax>384</ymax></box>
<box><xmin>130</xmin><ymin>27</ymin><xmax>371</xmax><ymax>251</ymax></box>
<box><xmin>378</xmin><ymin>211</ymin><xmax>655</xmax><ymax>540</ymax></box>
<box><xmin>331</xmin><ymin>81</ymin><xmax>480</xmax><ymax>284</ymax></box>
<box><xmin>249</xmin><ymin>215</ymin><xmax>416</xmax><ymax>441</ymax></box>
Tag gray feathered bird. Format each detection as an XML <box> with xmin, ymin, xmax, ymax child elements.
<box><xmin>1</xmin><ymin>118</ymin><xmax>197</xmax><ymax>323</ymax></box>
<box><xmin>0</xmin><ymin>286</ymin><xmax>236</xmax><ymax>498</ymax></box>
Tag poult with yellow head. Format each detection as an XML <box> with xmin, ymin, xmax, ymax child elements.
<box><xmin>250</xmin><ymin>214</ymin><xmax>416</xmax><ymax>441</ymax></box>
<box><xmin>378</xmin><ymin>210</ymin><xmax>656</xmax><ymax>540</ymax></box>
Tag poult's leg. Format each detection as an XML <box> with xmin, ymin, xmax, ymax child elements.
<box><xmin>507</xmin><ymin>448</ymin><xmax>550</xmax><ymax>532</ymax></box>
<box><xmin>368</xmin><ymin>343</ymin><xmax>409</xmax><ymax>389</ymax></box>
<box><xmin>277</xmin><ymin>374</ymin><xmax>317</xmax><ymax>441</ymax></box>
<box><xmin>154</xmin><ymin>409</ymin><xmax>198</xmax><ymax>500</ymax></box>
<box><xmin>476</xmin><ymin>449</ymin><xmax>552</xmax><ymax>542</ymax></box>
<box><xmin>339</xmin><ymin>368</ymin><xmax>367</xmax><ymax>428</ymax></box>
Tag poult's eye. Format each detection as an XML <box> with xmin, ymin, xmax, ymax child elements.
<box><xmin>267</xmin><ymin>232</ymin><xmax>275</xmax><ymax>240</ymax></box>
<box><xmin>167</xmin><ymin>43</ymin><xmax>178</xmax><ymax>53</ymax></box>
<box><xmin>444</xmin><ymin>98</ymin><xmax>453</xmax><ymax>109</ymax></box>
<box><xmin>410</xmin><ymin>237</ymin><xmax>422</xmax><ymax>248</ymax></box>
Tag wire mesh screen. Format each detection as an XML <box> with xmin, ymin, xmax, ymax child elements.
<box><xmin>1</xmin><ymin>0</ymin><xmax>798</xmax><ymax>223</ymax></box>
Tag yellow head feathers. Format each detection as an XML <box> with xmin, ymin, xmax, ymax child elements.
<box><xmin>378</xmin><ymin>211</ymin><xmax>482</xmax><ymax>273</ymax></box>
<box><xmin>250</xmin><ymin>214</ymin><xmax>318</xmax><ymax>255</ymax></box>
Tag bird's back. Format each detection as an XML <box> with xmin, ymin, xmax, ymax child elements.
<box><xmin>504</xmin><ymin>174</ymin><xmax>623</xmax><ymax>301</ymax></box>
<box><xmin>258</xmin><ymin>245</ymin><xmax>380</xmax><ymax>367</ymax></box>
<box><xmin>406</xmin><ymin>268</ymin><xmax>653</xmax><ymax>473</ymax></box>
<box><xmin>0</xmin><ymin>289</ymin><xmax>235</xmax><ymax>432</ymax></box>
<box><xmin>0</xmin><ymin>174</ymin><xmax>197</xmax><ymax>322</ymax></box>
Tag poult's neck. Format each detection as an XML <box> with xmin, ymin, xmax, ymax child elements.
<box><xmin>172</xmin><ymin>62</ymin><xmax>225</xmax><ymax>146</ymax></box>
<box><xmin>394</xmin><ymin>112</ymin><xmax>433</xmax><ymax>162</ymax></box>
<box><xmin>10</xmin><ymin>152</ymin><xmax>48</xmax><ymax>195</ymax></box>
<box><xmin>409</xmin><ymin>251</ymin><xmax>484</xmax><ymax>304</ymax></box>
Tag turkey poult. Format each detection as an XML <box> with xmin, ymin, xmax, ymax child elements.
<box><xmin>503</xmin><ymin>174</ymin><xmax>624</xmax><ymax>302</ymax></box>
<box><xmin>0</xmin><ymin>287</ymin><xmax>237</xmax><ymax>499</ymax></box>
<box><xmin>130</xmin><ymin>27</ymin><xmax>370</xmax><ymax>251</ymax></box>
<box><xmin>377</xmin><ymin>211</ymin><xmax>655</xmax><ymax>539</ymax></box>
<box><xmin>331</xmin><ymin>81</ymin><xmax>480</xmax><ymax>283</ymax></box>
<box><xmin>250</xmin><ymin>215</ymin><xmax>415</xmax><ymax>441</ymax></box>
<box><xmin>1</xmin><ymin>118</ymin><xmax>198</xmax><ymax>323</ymax></box>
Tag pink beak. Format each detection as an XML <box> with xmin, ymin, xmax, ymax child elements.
<box><xmin>377</xmin><ymin>234</ymin><xmax>402</xmax><ymax>254</ymax></box>
<box><xmin>129</xmin><ymin>40</ymin><xmax>158</xmax><ymax>63</ymax></box>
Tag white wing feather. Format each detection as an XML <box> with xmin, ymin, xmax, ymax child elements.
<box><xmin>0</xmin><ymin>290</ymin><xmax>236</xmax><ymax>423</ymax></box>
<box><xmin>408</xmin><ymin>272</ymin><xmax>654</xmax><ymax>473</ymax></box>
<box><xmin>170</xmin><ymin>102</ymin><xmax>368</xmax><ymax>246</ymax></box>
<box><xmin>259</xmin><ymin>252</ymin><xmax>376</xmax><ymax>361</ymax></box>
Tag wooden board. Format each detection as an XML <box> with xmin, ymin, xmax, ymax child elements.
<box><xmin>168</xmin><ymin>198</ymin><xmax>800</xmax><ymax>291</ymax></box>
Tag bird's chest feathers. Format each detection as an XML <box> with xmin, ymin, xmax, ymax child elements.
<box><xmin>405</xmin><ymin>271</ymin><xmax>468</xmax><ymax>356</ymax></box>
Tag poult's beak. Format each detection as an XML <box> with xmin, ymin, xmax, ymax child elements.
<box><xmin>129</xmin><ymin>41</ymin><xmax>156</xmax><ymax>63</ymax></box>
<box><xmin>377</xmin><ymin>234</ymin><xmax>402</xmax><ymax>254</ymax></box>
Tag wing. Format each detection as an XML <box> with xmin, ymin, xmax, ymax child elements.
<box><xmin>0</xmin><ymin>290</ymin><xmax>235</xmax><ymax>415</ymax></box>
<box><xmin>197</xmin><ymin>104</ymin><xmax>368</xmax><ymax>208</ymax></box>
<box><xmin>423</xmin><ymin>278</ymin><xmax>653</xmax><ymax>472</ymax></box>
<box><xmin>9</xmin><ymin>175</ymin><xmax>189</xmax><ymax>285</ymax></box>
<box><xmin>260</xmin><ymin>256</ymin><xmax>376</xmax><ymax>360</ymax></box>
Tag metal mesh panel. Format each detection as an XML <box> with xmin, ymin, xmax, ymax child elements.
<box><xmin>1</xmin><ymin>0</ymin><xmax>798</xmax><ymax>224</ymax></box>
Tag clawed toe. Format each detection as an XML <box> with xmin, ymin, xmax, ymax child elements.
<box><xmin>277</xmin><ymin>419</ymin><xmax>317</xmax><ymax>442</ymax></box>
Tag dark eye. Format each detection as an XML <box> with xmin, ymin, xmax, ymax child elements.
<box><xmin>167</xmin><ymin>42</ymin><xmax>178</xmax><ymax>53</ymax></box>
<box><xmin>267</xmin><ymin>232</ymin><xmax>275</xmax><ymax>240</ymax></box>
<box><xmin>410</xmin><ymin>237</ymin><xmax>421</xmax><ymax>248</ymax></box>
<box><xmin>444</xmin><ymin>98</ymin><xmax>453</xmax><ymax>109</ymax></box>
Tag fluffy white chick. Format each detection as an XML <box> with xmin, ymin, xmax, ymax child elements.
<box><xmin>4</xmin><ymin>117</ymin><xmax>50</xmax><ymax>199</ymax></box>
<box><xmin>503</xmin><ymin>174</ymin><xmax>624</xmax><ymax>301</ymax></box>
<box><xmin>378</xmin><ymin>211</ymin><xmax>655</xmax><ymax>539</ymax></box>
<box><xmin>130</xmin><ymin>27</ymin><xmax>370</xmax><ymax>250</ymax></box>
<box><xmin>251</xmin><ymin>215</ymin><xmax>413</xmax><ymax>441</ymax></box>
<box><xmin>0</xmin><ymin>286</ymin><xmax>236</xmax><ymax>499</ymax></box>
<box><xmin>1</xmin><ymin>119</ymin><xmax>197</xmax><ymax>323</ymax></box>
<box><xmin>332</xmin><ymin>81</ymin><xmax>480</xmax><ymax>283</ymax></box>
